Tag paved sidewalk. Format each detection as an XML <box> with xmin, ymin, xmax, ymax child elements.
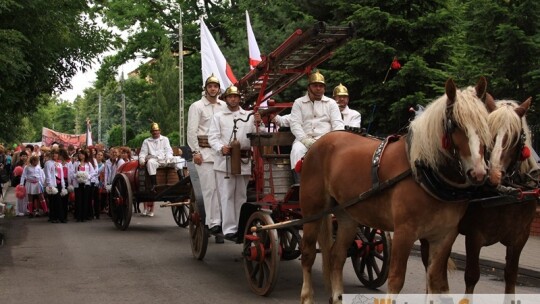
<box><xmin>412</xmin><ymin>229</ymin><xmax>540</xmax><ymax>280</ymax></box>
<box><xmin>445</xmin><ymin>233</ymin><xmax>540</xmax><ymax>278</ymax></box>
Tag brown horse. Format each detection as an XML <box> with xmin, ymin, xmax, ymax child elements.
<box><xmin>299</xmin><ymin>78</ymin><xmax>492</xmax><ymax>303</ymax></box>
<box><xmin>459</xmin><ymin>97</ymin><xmax>537</xmax><ymax>294</ymax></box>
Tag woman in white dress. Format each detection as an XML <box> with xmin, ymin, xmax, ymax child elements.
<box><xmin>20</xmin><ymin>156</ymin><xmax>46</xmax><ymax>218</ymax></box>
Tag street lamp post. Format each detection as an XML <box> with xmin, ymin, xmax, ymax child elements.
<box><xmin>178</xmin><ymin>6</ymin><xmax>185</xmax><ymax>146</ymax></box>
<box><xmin>120</xmin><ymin>72</ymin><xmax>126</xmax><ymax>146</ymax></box>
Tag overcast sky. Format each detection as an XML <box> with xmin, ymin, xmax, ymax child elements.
<box><xmin>58</xmin><ymin>57</ymin><xmax>147</xmax><ymax>102</ymax></box>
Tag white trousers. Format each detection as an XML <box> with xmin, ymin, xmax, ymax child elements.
<box><xmin>215</xmin><ymin>171</ymin><xmax>249</xmax><ymax>235</ymax></box>
<box><xmin>195</xmin><ymin>162</ymin><xmax>221</xmax><ymax>228</ymax></box>
<box><xmin>146</xmin><ymin>157</ymin><xmax>184</xmax><ymax>175</ymax></box>
<box><xmin>291</xmin><ymin>141</ymin><xmax>308</xmax><ymax>168</ymax></box>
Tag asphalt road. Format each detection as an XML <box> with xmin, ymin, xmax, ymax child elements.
<box><xmin>0</xmin><ymin>206</ymin><xmax>538</xmax><ymax>304</ymax></box>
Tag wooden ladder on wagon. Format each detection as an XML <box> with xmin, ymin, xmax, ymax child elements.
<box><xmin>236</xmin><ymin>21</ymin><xmax>355</xmax><ymax>108</ymax></box>
<box><xmin>236</xmin><ymin>21</ymin><xmax>355</xmax><ymax>205</ymax></box>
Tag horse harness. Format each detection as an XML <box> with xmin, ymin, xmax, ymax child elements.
<box><xmin>262</xmin><ymin>133</ymin><xmax>412</xmax><ymax>230</ymax></box>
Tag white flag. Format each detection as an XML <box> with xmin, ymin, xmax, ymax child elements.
<box><xmin>200</xmin><ymin>18</ymin><xmax>237</xmax><ymax>92</ymax></box>
<box><xmin>85</xmin><ymin>119</ymin><xmax>93</xmax><ymax>147</ymax></box>
<box><xmin>246</xmin><ymin>10</ymin><xmax>262</xmax><ymax>70</ymax></box>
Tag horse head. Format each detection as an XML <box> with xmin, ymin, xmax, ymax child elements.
<box><xmin>486</xmin><ymin>96</ymin><xmax>533</xmax><ymax>185</ymax></box>
<box><xmin>409</xmin><ymin>77</ymin><xmax>491</xmax><ymax>186</ymax></box>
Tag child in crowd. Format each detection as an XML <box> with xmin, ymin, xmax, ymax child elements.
<box><xmin>20</xmin><ymin>155</ymin><xmax>47</xmax><ymax>217</ymax></box>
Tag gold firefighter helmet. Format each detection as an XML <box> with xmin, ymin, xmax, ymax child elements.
<box><xmin>333</xmin><ymin>83</ymin><xmax>349</xmax><ymax>96</ymax></box>
<box><xmin>223</xmin><ymin>85</ymin><xmax>240</xmax><ymax>98</ymax></box>
<box><xmin>204</xmin><ymin>73</ymin><xmax>220</xmax><ymax>88</ymax></box>
<box><xmin>150</xmin><ymin>122</ymin><xmax>160</xmax><ymax>131</ymax></box>
<box><xmin>308</xmin><ymin>70</ymin><xmax>325</xmax><ymax>85</ymax></box>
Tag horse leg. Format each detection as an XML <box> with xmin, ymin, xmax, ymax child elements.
<box><xmin>301</xmin><ymin>219</ymin><xmax>322</xmax><ymax>304</ymax></box>
<box><xmin>328</xmin><ymin>215</ymin><xmax>359</xmax><ymax>304</ymax></box>
<box><xmin>419</xmin><ymin>238</ymin><xmax>430</xmax><ymax>293</ymax></box>
<box><xmin>464</xmin><ymin>234</ymin><xmax>483</xmax><ymax>294</ymax></box>
<box><xmin>387</xmin><ymin>229</ymin><xmax>416</xmax><ymax>294</ymax></box>
<box><xmin>426</xmin><ymin>230</ymin><xmax>459</xmax><ymax>293</ymax></box>
<box><xmin>504</xmin><ymin>242</ymin><xmax>526</xmax><ymax>294</ymax></box>
<box><xmin>419</xmin><ymin>238</ymin><xmax>429</xmax><ymax>270</ymax></box>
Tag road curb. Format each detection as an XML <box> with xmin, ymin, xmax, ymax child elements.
<box><xmin>412</xmin><ymin>244</ymin><xmax>540</xmax><ymax>281</ymax></box>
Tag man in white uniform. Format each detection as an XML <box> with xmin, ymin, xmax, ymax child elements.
<box><xmin>138</xmin><ymin>122</ymin><xmax>174</xmax><ymax>191</ymax></box>
<box><xmin>333</xmin><ymin>83</ymin><xmax>361</xmax><ymax>128</ymax></box>
<box><xmin>187</xmin><ymin>74</ymin><xmax>226</xmax><ymax>243</ymax></box>
<box><xmin>208</xmin><ymin>85</ymin><xmax>264</xmax><ymax>242</ymax></box>
<box><xmin>289</xmin><ymin>71</ymin><xmax>344</xmax><ymax>180</ymax></box>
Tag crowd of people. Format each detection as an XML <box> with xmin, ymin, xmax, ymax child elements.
<box><xmin>0</xmin><ymin>143</ymin><xmax>139</xmax><ymax>221</ymax></box>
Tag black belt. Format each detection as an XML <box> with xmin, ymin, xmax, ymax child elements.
<box><xmin>240</xmin><ymin>150</ymin><xmax>251</xmax><ymax>158</ymax></box>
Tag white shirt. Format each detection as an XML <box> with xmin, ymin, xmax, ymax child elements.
<box><xmin>71</xmin><ymin>161</ymin><xmax>96</xmax><ymax>187</ymax></box>
<box><xmin>139</xmin><ymin>135</ymin><xmax>174</xmax><ymax>165</ymax></box>
<box><xmin>341</xmin><ymin>106</ymin><xmax>361</xmax><ymax>128</ymax></box>
<box><xmin>44</xmin><ymin>160</ymin><xmax>65</xmax><ymax>189</ymax></box>
<box><xmin>20</xmin><ymin>165</ymin><xmax>44</xmax><ymax>185</ymax></box>
<box><xmin>208</xmin><ymin>108</ymin><xmax>264</xmax><ymax>174</ymax></box>
<box><xmin>290</xmin><ymin>94</ymin><xmax>344</xmax><ymax>141</ymax></box>
<box><xmin>187</xmin><ymin>96</ymin><xmax>225</xmax><ymax>162</ymax></box>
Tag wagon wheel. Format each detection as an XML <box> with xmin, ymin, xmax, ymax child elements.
<box><xmin>171</xmin><ymin>203</ymin><xmax>189</xmax><ymax>228</ymax></box>
<box><xmin>278</xmin><ymin>227</ymin><xmax>302</xmax><ymax>261</ymax></box>
<box><xmin>242</xmin><ymin>211</ymin><xmax>280</xmax><ymax>296</ymax></box>
<box><xmin>189</xmin><ymin>189</ymin><xmax>208</xmax><ymax>260</ymax></box>
<box><xmin>350</xmin><ymin>225</ymin><xmax>391</xmax><ymax>289</ymax></box>
<box><xmin>110</xmin><ymin>174</ymin><xmax>133</xmax><ymax>231</ymax></box>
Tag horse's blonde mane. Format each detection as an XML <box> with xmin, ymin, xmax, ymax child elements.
<box><xmin>489</xmin><ymin>100</ymin><xmax>537</xmax><ymax>174</ymax></box>
<box><xmin>409</xmin><ymin>86</ymin><xmax>490</xmax><ymax>173</ymax></box>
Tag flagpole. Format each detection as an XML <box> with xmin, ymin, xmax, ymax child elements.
<box><xmin>121</xmin><ymin>71</ymin><xmax>126</xmax><ymax>146</ymax></box>
<box><xmin>98</xmin><ymin>91</ymin><xmax>102</xmax><ymax>143</ymax></box>
<box><xmin>178</xmin><ymin>6</ymin><xmax>185</xmax><ymax>146</ymax></box>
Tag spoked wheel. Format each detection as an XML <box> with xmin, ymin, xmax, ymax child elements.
<box><xmin>171</xmin><ymin>203</ymin><xmax>189</xmax><ymax>228</ymax></box>
<box><xmin>242</xmin><ymin>211</ymin><xmax>280</xmax><ymax>296</ymax></box>
<box><xmin>278</xmin><ymin>227</ymin><xmax>301</xmax><ymax>261</ymax></box>
<box><xmin>189</xmin><ymin>189</ymin><xmax>208</xmax><ymax>260</ymax></box>
<box><xmin>110</xmin><ymin>174</ymin><xmax>133</xmax><ymax>231</ymax></box>
<box><xmin>350</xmin><ymin>225</ymin><xmax>392</xmax><ymax>288</ymax></box>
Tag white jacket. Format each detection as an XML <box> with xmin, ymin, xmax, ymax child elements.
<box><xmin>187</xmin><ymin>96</ymin><xmax>226</xmax><ymax>162</ymax></box>
<box><xmin>208</xmin><ymin>108</ymin><xmax>265</xmax><ymax>174</ymax></box>
<box><xmin>139</xmin><ymin>135</ymin><xmax>173</xmax><ymax>165</ymax></box>
<box><xmin>289</xmin><ymin>94</ymin><xmax>344</xmax><ymax>142</ymax></box>
<box><xmin>341</xmin><ymin>106</ymin><xmax>361</xmax><ymax>128</ymax></box>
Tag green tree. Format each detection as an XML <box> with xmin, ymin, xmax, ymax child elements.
<box><xmin>459</xmin><ymin>0</ymin><xmax>540</xmax><ymax>105</ymax></box>
<box><xmin>107</xmin><ymin>125</ymin><xmax>135</xmax><ymax>148</ymax></box>
<box><xmin>0</xmin><ymin>0</ymin><xmax>113</xmax><ymax>142</ymax></box>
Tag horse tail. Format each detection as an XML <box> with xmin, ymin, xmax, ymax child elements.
<box><xmin>319</xmin><ymin>214</ymin><xmax>334</xmax><ymax>290</ymax></box>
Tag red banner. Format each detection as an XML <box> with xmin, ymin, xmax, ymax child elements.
<box><xmin>41</xmin><ymin>127</ymin><xmax>87</xmax><ymax>148</ymax></box>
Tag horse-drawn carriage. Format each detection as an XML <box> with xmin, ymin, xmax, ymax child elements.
<box><xmin>185</xmin><ymin>21</ymin><xmax>391</xmax><ymax>296</ymax></box>
<box><xmin>109</xmin><ymin>156</ymin><xmax>191</xmax><ymax>230</ymax></box>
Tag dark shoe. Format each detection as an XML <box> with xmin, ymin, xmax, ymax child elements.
<box><xmin>209</xmin><ymin>225</ymin><xmax>222</xmax><ymax>235</ymax></box>
<box><xmin>60</xmin><ymin>220</ymin><xmax>67</xmax><ymax>223</ymax></box>
<box><xmin>224</xmin><ymin>233</ymin><xmax>238</xmax><ymax>242</ymax></box>
<box><xmin>215</xmin><ymin>234</ymin><xmax>224</xmax><ymax>244</ymax></box>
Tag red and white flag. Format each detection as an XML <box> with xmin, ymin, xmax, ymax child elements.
<box><xmin>246</xmin><ymin>10</ymin><xmax>262</xmax><ymax>70</ymax></box>
<box><xmin>85</xmin><ymin>118</ymin><xmax>93</xmax><ymax>147</ymax></box>
<box><xmin>200</xmin><ymin>18</ymin><xmax>237</xmax><ymax>92</ymax></box>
